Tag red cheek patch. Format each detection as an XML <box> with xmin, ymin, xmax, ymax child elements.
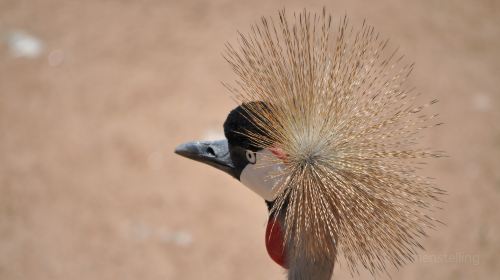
<box><xmin>265</xmin><ymin>218</ymin><xmax>288</xmax><ymax>269</ymax></box>
<box><xmin>269</xmin><ymin>147</ymin><xmax>288</xmax><ymax>161</ymax></box>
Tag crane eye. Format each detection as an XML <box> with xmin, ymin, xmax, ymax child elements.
<box><xmin>245</xmin><ymin>150</ymin><xmax>257</xmax><ymax>164</ymax></box>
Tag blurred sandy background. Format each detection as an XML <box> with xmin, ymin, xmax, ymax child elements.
<box><xmin>1</xmin><ymin>0</ymin><xmax>499</xmax><ymax>279</ymax></box>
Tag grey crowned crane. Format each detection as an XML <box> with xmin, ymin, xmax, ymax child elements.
<box><xmin>175</xmin><ymin>9</ymin><xmax>444</xmax><ymax>280</ymax></box>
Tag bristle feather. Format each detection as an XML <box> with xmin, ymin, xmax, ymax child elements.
<box><xmin>224</xmin><ymin>9</ymin><xmax>444</xmax><ymax>276</ymax></box>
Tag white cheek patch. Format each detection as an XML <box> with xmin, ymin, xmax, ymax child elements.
<box><xmin>239</xmin><ymin>149</ymin><xmax>286</xmax><ymax>201</ymax></box>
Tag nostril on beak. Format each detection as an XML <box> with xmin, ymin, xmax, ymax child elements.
<box><xmin>206</xmin><ymin>146</ymin><xmax>215</xmax><ymax>156</ymax></box>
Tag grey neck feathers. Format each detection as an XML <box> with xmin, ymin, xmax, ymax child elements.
<box><xmin>287</xmin><ymin>256</ymin><xmax>335</xmax><ymax>280</ymax></box>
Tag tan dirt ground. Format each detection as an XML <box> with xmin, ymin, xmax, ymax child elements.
<box><xmin>1</xmin><ymin>0</ymin><xmax>499</xmax><ymax>279</ymax></box>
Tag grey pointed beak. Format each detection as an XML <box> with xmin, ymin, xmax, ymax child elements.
<box><xmin>174</xmin><ymin>139</ymin><xmax>237</xmax><ymax>178</ymax></box>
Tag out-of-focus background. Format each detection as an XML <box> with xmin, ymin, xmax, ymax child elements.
<box><xmin>1</xmin><ymin>0</ymin><xmax>499</xmax><ymax>279</ymax></box>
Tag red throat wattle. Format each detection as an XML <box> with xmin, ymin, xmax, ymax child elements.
<box><xmin>265</xmin><ymin>218</ymin><xmax>288</xmax><ymax>269</ymax></box>
<box><xmin>265</xmin><ymin>146</ymin><xmax>288</xmax><ymax>268</ymax></box>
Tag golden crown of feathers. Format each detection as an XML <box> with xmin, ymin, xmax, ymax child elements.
<box><xmin>223</xmin><ymin>9</ymin><xmax>445</xmax><ymax>275</ymax></box>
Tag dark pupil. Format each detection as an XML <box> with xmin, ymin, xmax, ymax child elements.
<box><xmin>247</xmin><ymin>151</ymin><xmax>254</xmax><ymax>162</ymax></box>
